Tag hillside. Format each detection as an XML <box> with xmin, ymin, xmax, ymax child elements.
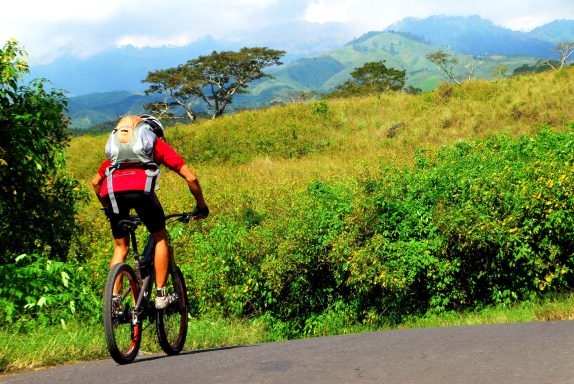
<box><xmin>4</xmin><ymin>69</ymin><xmax>574</xmax><ymax>372</ymax></box>
<box><xmin>67</xmin><ymin>91</ymin><xmax>162</xmax><ymax>129</ymax></box>
<box><xmin>64</xmin><ymin>69</ymin><xmax>574</xmax><ymax>332</ymax></box>
<box><xmin>529</xmin><ymin>19</ymin><xmax>574</xmax><ymax>44</ymax></box>
<box><xmin>68</xmin><ymin>31</ymin><xmax>542</xmax><ymax>128</ymax></box>
<box><xmin>242</xmin><ymin>31</ymin><xmax>538</xmax><ymax>105</ymax></box>
<box><xmin>68</xmin><ymin>68</ymin><xmax>574</xmax><ymax>196</ymax></box>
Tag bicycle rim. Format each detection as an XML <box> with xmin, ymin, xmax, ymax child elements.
<box><xmin>103</xmin><ymin>263</ymin><xmax>142</xmax><ymax>364</ymax></box>
<box><xmin>156</xmin><ymin>267</ymin><xmax>188</xmax><ymax>355</ymax></box>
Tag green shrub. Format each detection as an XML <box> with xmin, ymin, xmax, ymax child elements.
<box><xmin>0</xmin><ymin>39</ymin><xmax>85</xmax><ymax>262</ymax></box>
<box><xmin>0</xmin><ymin>254</ymin><xmax>101</xmax><ymax>331</ymax></box>
<box><xmin>348</xmin><ymin>127</ymin><xmax>574</xmax><ymax>318</ymax></box>
<box><xmin>168</xmin><ymin>128</ymin><xmax>574</xmax><ymax>329</ymax></box>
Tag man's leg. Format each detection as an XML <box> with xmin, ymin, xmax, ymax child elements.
<box><xmin>110</xmin><ymin>236</ymin><xmax>130</xmax><ymax>268</ymax></box>
<box><xmin>152</xmin><ymin>228</ymin><xmax>169</xmax><ymax>289</ymax></box>
<box><xmin>111</xmin><ymin>236</ymin><xmax>130</xmax><ymax>294</ymax></box>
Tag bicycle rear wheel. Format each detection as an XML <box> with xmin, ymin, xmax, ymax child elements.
<box><xmin>103</xmin><ymin>263</ymin><xmax>142</xmax><ymax>364</ymax></box>
<box><xmin>156</xmin><ymin>267</ymin><xmax>188</xmax><ymax>355</ymax></box>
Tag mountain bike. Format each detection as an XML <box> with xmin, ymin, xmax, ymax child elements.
<box><xmin>102</xmin><ymin>212</ymin><xmax>192</xmax><ymax>364</ymax></box>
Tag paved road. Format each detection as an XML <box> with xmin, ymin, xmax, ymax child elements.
<box><xmin>2</xmin><ymin>321</ymin><xmax>573</xmax><ymax>384</ymax></box>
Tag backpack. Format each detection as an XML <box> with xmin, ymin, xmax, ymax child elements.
<box><xmin>104</xmin><ymin>116</ymin><xmax>160</xmax><ymax>214</ymax></box>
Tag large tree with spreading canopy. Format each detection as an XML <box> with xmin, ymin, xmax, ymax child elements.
<box><xmin>143</xmin><ymin>47</ymin><xmax>285</xmax><ymax>120</ymax></box>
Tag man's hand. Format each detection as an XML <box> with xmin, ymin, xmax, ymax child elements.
<box><xmin>102</xmin><ymin>206</ymin><xmax>115</xmax><ymax>221</ymax></box>
<box><xmin>189</xmin><ymin>205</ymin><xmax>209</xmax><ymax>220</ymax></box>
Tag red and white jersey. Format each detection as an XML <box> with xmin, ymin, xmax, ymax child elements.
<box><xmin>98</xmin><ymin>139</ymin><xmax>186</xmax><ymax>198</ymax></box>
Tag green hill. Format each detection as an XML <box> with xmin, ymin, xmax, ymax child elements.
<box><xmin>245</xmin><ymin>31</ymin><xmax>539</xmax><ymax>104</ymax></box>
<box><xmin>68</xmin><ymin>32</ymin><xmax>541</xmax><ymax>128</ymax></box>
<box><xmin>65</xmin><ymin>68</ymin><xmax>574</xmax><ymax>333</ymax></box>
<box><xmin>68</xmin><ymin>68</ymin><xmax>574</xmax><ymax>184</ymax></box>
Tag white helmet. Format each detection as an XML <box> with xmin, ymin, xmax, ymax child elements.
<box><xmin>140</xmin><ymin>114</ymin><xmax>164</xmax><ymax>139</ymax></box>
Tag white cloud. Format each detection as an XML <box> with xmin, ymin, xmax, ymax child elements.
<box><xmin>303</xmin><ymin>0</ymin><xmax>350</xmax><ymax>23</ymax></box>
<box><xmin>1</xmin><ymin>0</ymin><xmax>573</xmax><ymax>64</ymax></box>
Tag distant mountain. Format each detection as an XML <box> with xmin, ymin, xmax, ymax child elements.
<box><xmin>528</xmin><ymin>20</ymin><xmax>574</xmax><ymax>44</ymax></box>
<box><xmin>30</xmin><ymin>21</ymin><xmax>355</xmax><ymax>97</ymax></box>
<box><xmin>31</xmin><ymin>36</ymin><xmax>235</xmax><ymax>96</ymax></box>
<box><xmin>385</xmin><ymin>15</ymin><xmax>557</xmax><ymax>57</ymax></box>
<box><xmin>67</xmin><ymin>91</ymin><xmax>160</xmax><ymax>129</ymax></box>
<box><xmin>242</xmin><ymin>31</ymin><xmax>539</xmax><ymax>108</ymax></box>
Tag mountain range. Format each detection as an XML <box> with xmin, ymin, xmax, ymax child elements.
<box><xmin>37</xmin><ymin>15</ymin><xmax>572</xmax><ymax>129</ymax></box>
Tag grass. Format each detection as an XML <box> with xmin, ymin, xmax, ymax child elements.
<box><xmin>1</xmin><ymin>294</ymin><xmax>573</xmax><ymax>374</ymax></box>
<box><xmin>66</xmin><ymin>69</ymin><xmax>574</xmax><ymax>237</ymax></box>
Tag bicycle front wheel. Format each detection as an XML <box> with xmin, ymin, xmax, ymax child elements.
<box><xmin>103</xmin><ymin>263</ymin><xmax>142</xmax><ymax>364</ymax></box>
<box><xmin>156</xmin><ymin>267</ymin><xmax>188</xmax><ymax>355</ymax></box>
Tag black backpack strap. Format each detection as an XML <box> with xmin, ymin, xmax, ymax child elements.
<box><xmin>143</xmin><ymin>163</ymin><xmax>160</xmax><ymax>194</ymax></box>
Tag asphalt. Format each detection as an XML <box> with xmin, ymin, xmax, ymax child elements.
<box><xmin>2</xmin><ymin>320</ymin><xmax>573</xmax><ymax>384</ymax></box>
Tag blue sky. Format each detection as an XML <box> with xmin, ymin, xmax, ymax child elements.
<box><xmin>1</xmin><ymin>0</ymin><xmax>573</xmax><ymax>64</ymax></box>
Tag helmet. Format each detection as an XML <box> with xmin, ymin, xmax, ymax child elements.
<box><xmin>140</xmin><ymin>114</ymin><xmax>164</xmax><ymax>139</ymax></box>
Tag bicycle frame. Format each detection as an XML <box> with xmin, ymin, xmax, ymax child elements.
<box><xmin>123</xmin><ymin>216</ymin><xmax>181</xmax><ymax>324</ymax></box>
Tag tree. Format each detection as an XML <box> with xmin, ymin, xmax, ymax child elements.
<box><xmin>327</xmin><ymin>61</ymin><xmax>406</xmax><ymax>98</ymax></box>
<box><xmin>0</xmin><ymin>39</ymin><xmax>83</xmax><ymax>262</ymax></box>
<box><xmin>512</xmin><ymin>59</ymin><xmax>558</xmax><ymax>76</ymax></box>
<box><xmin>426</xmin><ymin>50</ymin><xmax>462</xmax><ymax>85</ymax></box>
<box><xmin>547</xmin><ymin>41</ymin><xmax>574</xmax><ymax>70</ymax></box>
<box><xmin>492</xmin><ymin>64</ymin><xmax>509</xmax><ymax>78</ymax></box>
<box><xmin>143</xmin><ymin>66</ymin><xmax>199</xmax><ymax>122</ymax></box>
<box><xmin>143</xmin><ymin>47</ymin><xmax>286</xmax><ymax>119</ymax></box>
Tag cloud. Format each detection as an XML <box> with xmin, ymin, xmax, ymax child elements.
<box><xmin>1</xmin><ymin>0</ymin><xmax>573</xmax><ymax>64</ymax></box>
<box><xmin>300</xmin><ymin>0</ymin><xmax>574</xmax><ymax>32</ymax></box>
<box><xmin>2</xmin><ymin>0</ymin><xmax>298</xmax><ymax>63</ymax></box>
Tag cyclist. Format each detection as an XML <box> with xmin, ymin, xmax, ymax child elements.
<box><xmin>91</xmin><ymin>115</ymin><xmax>209</xmax><ymax>309</ymax></box>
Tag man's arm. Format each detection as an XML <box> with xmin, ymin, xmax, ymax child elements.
<box><xmin>91</xmin><ymin>173</ymin><xmax>108</xmax><ymax>209</ymax></box>
<box><xmin>177</xmin><ymin>164</ymin><xmax>207</xmax><ymax>209</ymax></box>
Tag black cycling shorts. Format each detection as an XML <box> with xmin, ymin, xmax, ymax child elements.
<box><xmin>106</xmin><ymin>192</ymin><xmax>166</xmax><ymax>238</ymax></box>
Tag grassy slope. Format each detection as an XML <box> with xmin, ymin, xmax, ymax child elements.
<box><xmin>68</xmin><ymin>68</ymin><xmax>574</xmax><ymax>217</ymax></box>
<box><xmin>250</xmin><ymin>32</ymin><xmax>539</xmax><ymax>97</ymax></box>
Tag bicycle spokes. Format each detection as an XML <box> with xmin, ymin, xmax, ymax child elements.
<box><xmin>104</xmin><ymin>263</ymin><xmax>142</xmax><ymax>364</ymax></box>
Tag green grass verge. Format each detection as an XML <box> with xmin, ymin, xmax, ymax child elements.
<box><xmin>2</xmin><ymin>294</ymin><xmax>572</xmax><ymax>374</ymax></box>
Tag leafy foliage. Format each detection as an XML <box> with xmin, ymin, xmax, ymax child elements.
<box><xmin>170</xmin><ymin>127</ymin><xmax>574</xmax><ymax>333</ymax></box>
<box><xmin>0</xmin><ymin>40</ymin><xmax>85</xmax><ymax>262</ymax></box>
<box><xmin>0</xmin><ymin>254</ymin><xmax>101</xmax><ymax>330</ymax></box>
<box><xmin>143</xmin><ymin>47</ymin><xmax>286</xmax><ymax>119</ymax></box>
<box><xmin>326</xmin><ymin>61</ymin><xmax>406</xmax><ymax>98</ymax></box>
<box><xmin>426</xmin><ymin>50</ymin><xmax>462</xmax><ymax>85</ymax></box>
<box><xmin>512</xmin><ymin>59</ymin><xmax>558</xmax><ymax>75</ymax></box>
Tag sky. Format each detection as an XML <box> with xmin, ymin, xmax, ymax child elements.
<box><xmin>1</xmin><ymin>0</ymin><xmax>573</xmax><ymax>64</ymax></box>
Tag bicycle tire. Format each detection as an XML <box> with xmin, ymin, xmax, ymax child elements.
<box><xmin>103</xmin><ymin>263</ymin><xmax>142</xmax><ymax>364</ymax></box>
<box><xmin>156</xmin><ymin>267</ymin><xmax>188</xmax><ymax>355</ymax></box>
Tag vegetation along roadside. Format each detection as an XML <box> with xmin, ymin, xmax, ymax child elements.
<box><xmin>1</xmin><ymin>37</ymin><xmax>574</xmax><ymax>372</ymax></box>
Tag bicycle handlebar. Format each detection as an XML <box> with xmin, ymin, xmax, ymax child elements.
<box><xmin>117</xmin><ymin>212</ymin><xmax>193</xmax><ymax>233</ymax></box>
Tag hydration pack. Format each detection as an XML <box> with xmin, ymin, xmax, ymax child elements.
<box><xmin>104</xmin><ymin>116</ymin><xmax>160</xmax><ymax>214</ymax></box>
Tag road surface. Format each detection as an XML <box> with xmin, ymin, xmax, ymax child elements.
<box><xmin>2</xmin><ymin>320</ymin><xmax>573</xmax><ymax>384</ymax></box>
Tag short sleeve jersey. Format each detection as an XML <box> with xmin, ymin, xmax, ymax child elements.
<box><xmin>98</xmin><ymin>138</ymin><xmax>185</xmax><ymax>198</ymax></box>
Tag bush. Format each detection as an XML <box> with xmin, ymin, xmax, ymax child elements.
<box><xmin>171</xmin><ymin>128</ymin><xmax>574</xmax><ymax>329</ymax></box>
<box><xmin>0</xmin><ymin>254</ymin><xmax>101</xmax><ymax>331</ymax></box>
<box><xmin>348</xmin><ymin>127</ymin><xmax>574</xmax><ymax>318</ymax></box>
<box><xmin>0</xmin><ymin>39</ymin><xmax>85</xmax><ymax>262</ymax></box>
